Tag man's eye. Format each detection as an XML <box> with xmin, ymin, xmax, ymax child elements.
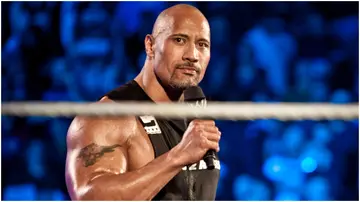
<box><xmin>174</xmin><ymin>38</ymin><xmax>185</xmax><ymax>44</ymax></box>
<box><xmin>199</xmin><ymin>42</ymin><xmax>209</xmax><ymax>48</ymax></box>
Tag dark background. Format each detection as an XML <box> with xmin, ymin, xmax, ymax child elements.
<box><xmin>1</xmin><ymin>1</ymin><xmax>359</xmax><ymax>200</ymax></box>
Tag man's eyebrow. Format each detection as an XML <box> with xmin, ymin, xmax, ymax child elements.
<box><xmin>198</xmin><ymin>38</ymin><xmax>210</xmax><ymax>44</ymax></box>
<box><xmin>170</xmin><ymin>33</ymin><xmax>190</xmax><ymax>39</ymax></box>
<box><xmin>171</xmin><ymin>33</ymin><xmax>210</xmax><ymax>44</ymax></box>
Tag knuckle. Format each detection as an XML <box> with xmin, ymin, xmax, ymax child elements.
<box><xmin>192</xmin><ymin>119</ymin><xmax>200</xmax><ymax>125</ymax></box>
<box><xmin>191</xmin><ymin>122</ymin><xmax>199</xmax><ymax>128</ymax></box>
<box><xmin>214</xmin><ymin>143</ymin><xmax>219</xmax><ymax>150</ymax></box>
<box><xmin>199</xmin><ymin>138</ymin><xmax>208</xmax><ymax>148</ymax></box>
<box><xmin>198</xmin><ymin>129</ymin><xmax>205</xmax><ymax>137</ymax></box>
<box><xmin>194</xmin><ymin>123</ymin><xmax>203</xmax><ymax>131</ymax></box>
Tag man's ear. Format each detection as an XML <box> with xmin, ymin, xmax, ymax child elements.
<box><xmin>144</xmin><ymin>34</ymin><xmax>155</xmax><ymax>59</ymax></box>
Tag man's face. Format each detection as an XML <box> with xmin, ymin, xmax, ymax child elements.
<box><xmin>152</xmin><ymin>14</ymin><xmax>211</xmax><ymax>89</ymax></box>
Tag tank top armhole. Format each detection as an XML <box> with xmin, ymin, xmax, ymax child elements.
<box><xmin>137</xmin><ymin>116</ymin><xmax>170</xmax><ymax>157</ymax></box>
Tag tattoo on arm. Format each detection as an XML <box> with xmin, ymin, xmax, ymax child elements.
<box><xmin>77</xmin><ymin>143</ymin><xmax>121</xmax><ymax>167</ymax></box>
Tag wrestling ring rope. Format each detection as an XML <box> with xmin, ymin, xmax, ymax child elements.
<box><xmin>2</xmin><ymin>101</ymin><xmax>358</xmax><ymax>120</ymax></box>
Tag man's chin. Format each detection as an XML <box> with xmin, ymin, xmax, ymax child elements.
<box><xmin>169</xmin><ymin>80</ymin><xmax>198</xmax><ymax>90</ymax></box>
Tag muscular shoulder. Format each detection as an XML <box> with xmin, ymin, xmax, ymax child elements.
<box><xmin>67</xmin><ymin>96</ymin><xmax>140</xmax><ymax>150</ymax></box>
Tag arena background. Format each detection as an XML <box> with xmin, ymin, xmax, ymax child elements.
<box><xmin>1</xmin><ymin>1</ymin><xmax>359</xmax><ymax>200</ymax></box>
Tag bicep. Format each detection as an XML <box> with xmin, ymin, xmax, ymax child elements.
<box><xmin>66</xmin><ymin>117</ymin><xmax>130</xmax><ymax>196</ymax></box>
<box><xmin>73</xmin><ymin>142</ymin><xmax>127</xmax><ymax>179</ymax></box>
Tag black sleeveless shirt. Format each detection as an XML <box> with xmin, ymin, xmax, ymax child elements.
<box><xmin>103</xmin><ymin>80</ymin><xmax>220</xmax><ymax>200</ymax></box>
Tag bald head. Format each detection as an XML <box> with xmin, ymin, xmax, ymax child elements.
<box><xmin>144</xmin><ymin>4</ymin><xmax>211</xmax><ymax>91</ymax></box>
<box><xmin>152</xmin><ymin>4</ymin><xmax>210</xmax><ymax>39</ymax></box>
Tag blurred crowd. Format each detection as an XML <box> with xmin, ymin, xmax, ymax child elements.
<box><xmin>1</xmin><ymin>1</ymin><xmax>358</xmax><ymax>200</ymax></box>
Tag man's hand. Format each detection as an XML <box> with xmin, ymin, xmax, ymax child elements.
<box><xmin>171</xmin><ymin>119</ymin><xmax>221</xmax><ymax>167</ymax></box>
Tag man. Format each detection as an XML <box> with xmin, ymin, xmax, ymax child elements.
<box><xmin>66</xmin><ymin>4</ymin><xmax>221</xmax><ymax>200</ymax></box>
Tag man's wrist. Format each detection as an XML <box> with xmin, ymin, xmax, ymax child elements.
<box><xmin>167</xmin><ymin>146</ymin><xmax>184</xmax><ymax>169</ymax></box>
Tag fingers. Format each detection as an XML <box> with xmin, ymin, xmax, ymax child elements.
<box><xmin>200</xmin><ymin>127</ymin><xmax>221</xmax><ymax>152</ymax></box>
<box><xmin>190</xmin><ymin>120</ymin><xmax>219</xmax><ymax>133</ymax></box>
<box><xmin>188</xmin><ymin>119</ymin><xmax>221</xmax><ymax>152</ymax></box>
<box><xmin>191</xmin><ymin>120</ymin><xmax>221</xmax><ymax>141</ymax></box>
<box><xmin>205</xmin><ymin>139</ymin><xmax>220</xmax><ymax>152</ymax></box>
<box><xmin>204</xmin><ymin>130</ymin><xmax>221</xmax><ymax>142</ymax></box>
<box><xmin>191</xmin><ymin>119</ymin><xmax>215</xmax><ymax>126</ymax></box>
<box><xmin>203</xmin><ymin>125</ymin><xmax>220</xmax><ymax>134</ymax></box>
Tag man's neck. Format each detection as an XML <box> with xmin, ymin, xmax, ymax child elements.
<box><xmin>134</xmin><ymin>61</ymin><xmax>183</xmax><ymax>103</ymax></box>
<box><xmin>154</xmin><ymin>73</ymin><xmax>184</xmax><ymax>101</ymax></box>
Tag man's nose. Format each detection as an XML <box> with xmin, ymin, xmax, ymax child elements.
<box><xmin>182</xmin><ymin>44</ymin><xmax>199</xmax><ymax>63</ymax></box>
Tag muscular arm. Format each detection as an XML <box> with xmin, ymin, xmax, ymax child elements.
<box><xmin>65</xmin><ymin>104</ymin><xmax>183</xmax><ymax>200</ymax></box>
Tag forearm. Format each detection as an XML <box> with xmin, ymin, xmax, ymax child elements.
<box><xmin>78</xmin><ymin>150</ymin><xmax>183</xmax><ymax>200</ymax></box>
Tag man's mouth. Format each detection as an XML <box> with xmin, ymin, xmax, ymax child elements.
<box><xmin>177</xmin><ymin>67</ymin><xmax>197</xmax><ymax>75</ymax></box>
